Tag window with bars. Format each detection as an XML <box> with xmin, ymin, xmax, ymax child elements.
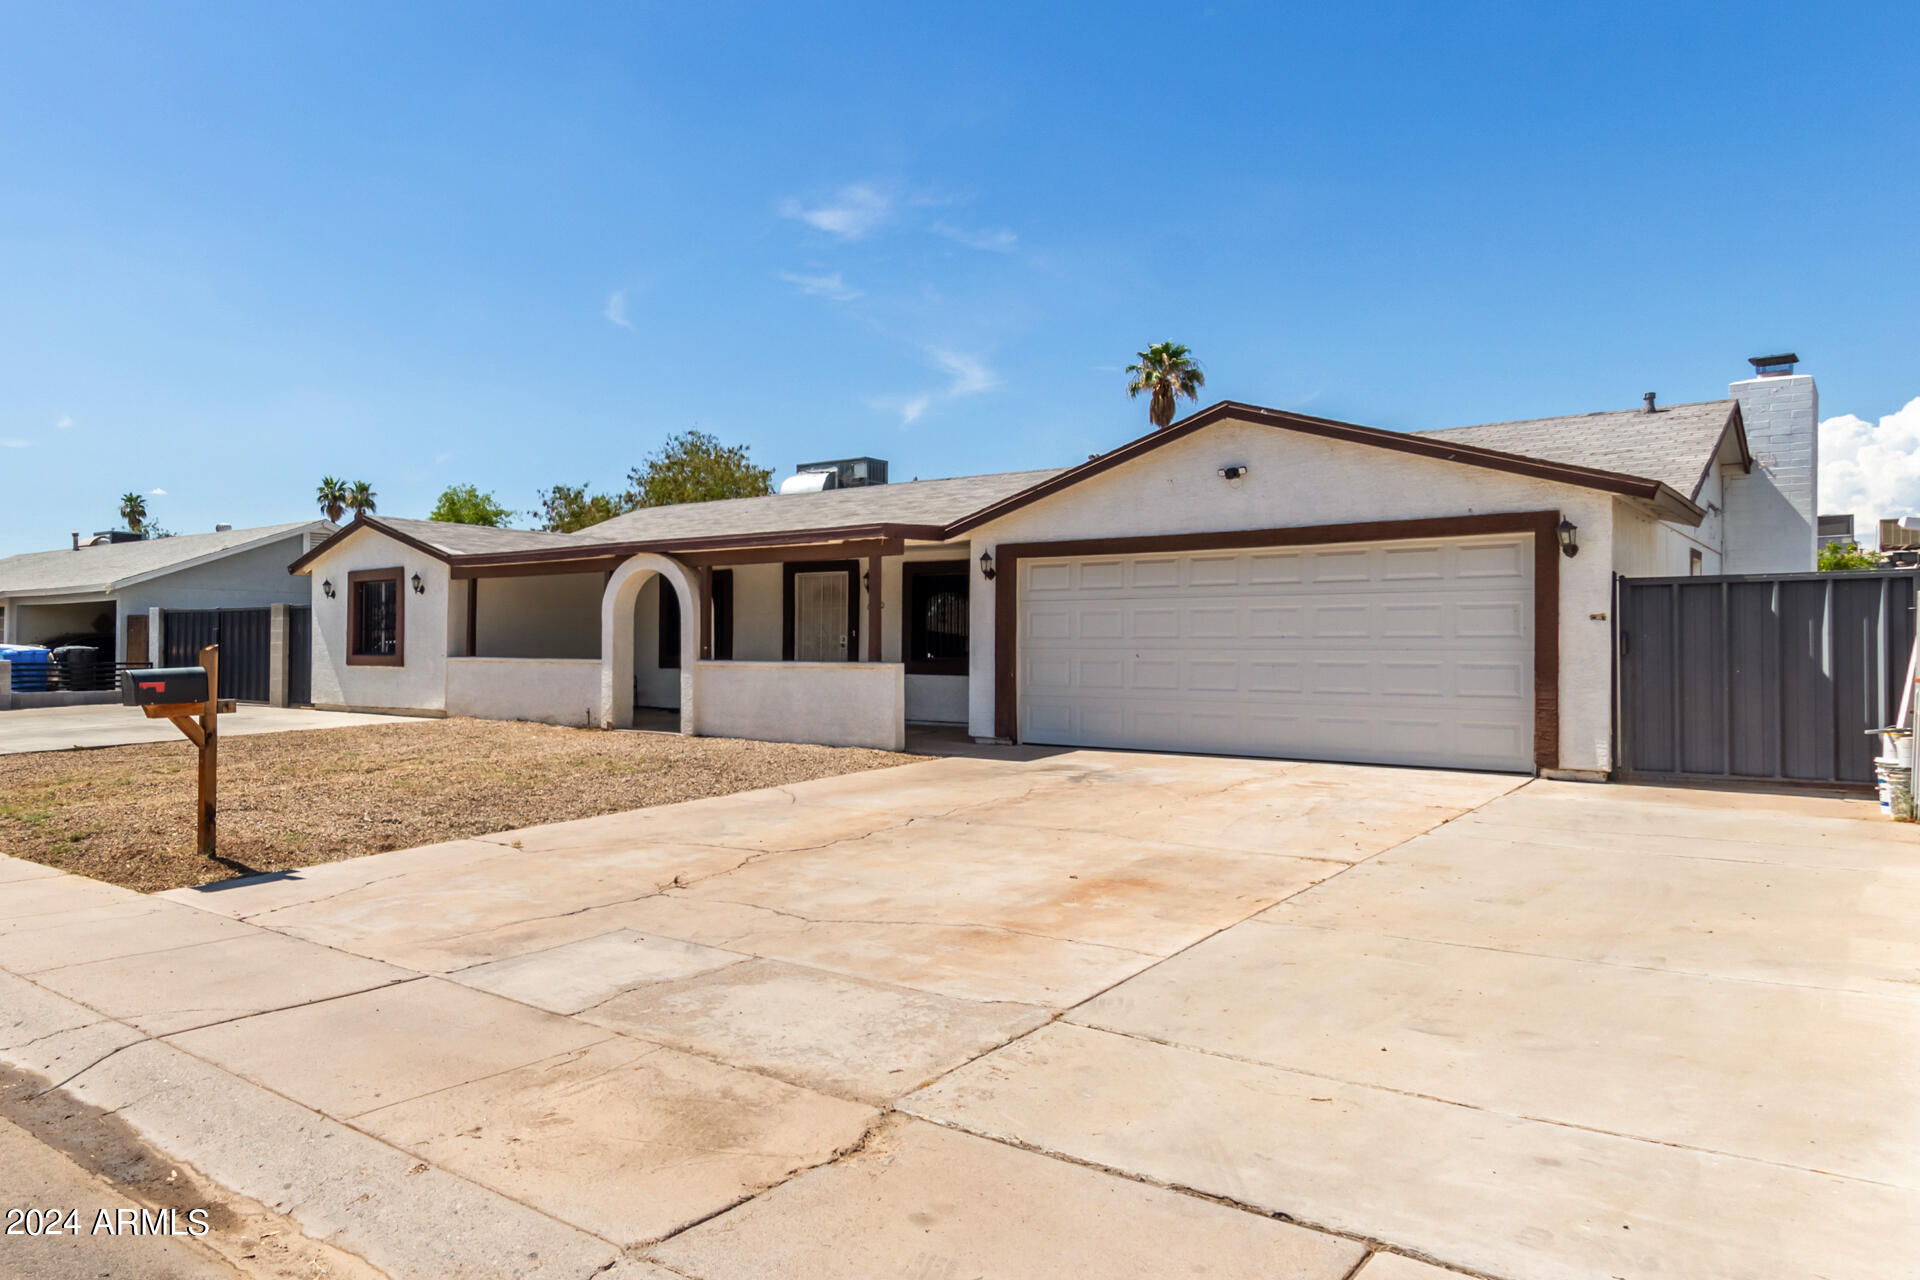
<box><xmin>904</xmin><ymin>562</ymin><xmax>968</xmax><ymax>675</ymax></box>
<box><xmin>347</xmin><ymin>568</ymin><xmax>404</xmax><ymax>666</ymax></box>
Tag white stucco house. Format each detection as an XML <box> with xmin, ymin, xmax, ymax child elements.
<box><xmin>289</xmin><ymin>357</ymin><xmax>1818</xmax><ymax>780</ymax></box>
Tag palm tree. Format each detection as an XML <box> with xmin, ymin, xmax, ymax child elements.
<box><xmin>1125</xmin><ymin>342</ymin><xmax>1206</xmax><ymax>429</ymax></box>
<box><xmin>347</xmin><ymin>480</ymin><xmax>378</xmax><ymax>520</ymax></box>
<box><xmin>316</xmin><ymin>476</ymin><xmax>350</xmax><ymax>524</ymax></box>
<box><xmin>119</xmin><ymin>492</ymin><xmax>147</xmax><ymax>534</ymax></box>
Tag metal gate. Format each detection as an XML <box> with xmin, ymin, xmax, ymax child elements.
<box><xmin>163</xmin><ymin>608</ymin><xmax>273</xmax><ymax>702</ymax></box>
<box><xmin>287</xmin><ymin>607</ymin><xmax>312</xmax><ymax>706</ymax></box>
<box><xmin>1617</xmin><ymin>570</ymin><xmax>1918</xmax><ymax>785</ymax></box>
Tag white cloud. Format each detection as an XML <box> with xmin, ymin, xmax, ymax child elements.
<box><xmin>932</xmin><ymin>220</ymin><xmax>1017</xmax><ymax>252</ymax></box>
<box><xmin>149</xmin><ymin>488</ymin><xmax>167</xmax><ymax>495</ymax></box>
<box><xmin>1</xmin><ymin>438</ymin><xmax>29</xmax><ymax>448</ymax></box>
<box><xmin>603</xmin><ymin>289</ymin><xmax>632</xmax><ymax>328</ymax></box>
<box><xmin>778</xmin><ymin>270</ymin><xmax>862</xmax><ymax>302</ymax></box>
<box><xmin>862</xmin><ymin>393</ymin><xmax>931</xmax><ymax>426</ymax></box>
<box><xmin>56</xmin><ymin>414</ymin><xmax>72</xmax><ymax>429</ymax></box>
<box><xmin>929</xmin><ymin>348</ymin><xmax>997</xmax><ymax>396</ymax></box>
<box><xmin>1820</xmin><ymin>396</ymin><xmax>1920</xmax><ymax>545</ymax></box>
<box><xmin>778</xmin><ymin>183</ymin><xmax>892</xmax><ymax>240</ymax></box>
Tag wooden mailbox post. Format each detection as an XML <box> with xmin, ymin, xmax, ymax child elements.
<box><xmin>140</xmin><ymin>644</ymin><xmax>221</xmax><ymax>856</ymax></box>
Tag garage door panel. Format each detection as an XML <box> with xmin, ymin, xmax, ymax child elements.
<box><xmin>1019</xmin><ymin>535</ymin><xmax>1534</xmax><ymax>771</ymax></box>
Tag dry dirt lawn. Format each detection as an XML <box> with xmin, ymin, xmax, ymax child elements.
<box><xmin>0</xmin><ymin>718</ymin><xmax>924</xmax><ymax>892</ymax></box>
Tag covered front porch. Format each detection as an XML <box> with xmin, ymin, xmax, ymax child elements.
<box><xmin>444</xmin><ymin>533</ymin><xmax>974</xmax><ymax>751</ymax></box>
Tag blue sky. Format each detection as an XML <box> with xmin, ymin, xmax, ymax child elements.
<box><xmin>1</xmin><ymin>2</ymin><xmax>1914</xmax><ymax>553</ymax></box>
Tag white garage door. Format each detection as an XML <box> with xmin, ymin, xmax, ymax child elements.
<box><xmin>1019</xmin><ymin>534</ymin><xmax>1535</xmax><ymax>771</ymax></box>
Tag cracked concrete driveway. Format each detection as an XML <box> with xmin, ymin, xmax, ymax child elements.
<box><xmin>2</xmin><ymin>749</ymin><xmax>1915</xmax><ymax>1280</ymax></box>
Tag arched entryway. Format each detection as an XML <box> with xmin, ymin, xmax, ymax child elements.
<box><xmin>600</xmin><ymin>554</ymin><xmax>699</xmax><ymax>731</ymax></box>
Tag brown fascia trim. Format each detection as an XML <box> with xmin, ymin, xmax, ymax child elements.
<box><xmin>288</xmin><ymin>516</ymin><xmax>454</xmax><ymax>576</ymax></box>
<box><xmin>944</xmin><ymin>400</ymin><xmax>1703</xmax><ymax>536</ymax></box>
<box><xmin>449</xmin><ymin>523</ymin><xmax>946</xmax><ymax>569</ymax></box>
<box><xmin>990</xmin><ymin>511</ymin><xmax>1563</xmax><ymax>772</ymax></box>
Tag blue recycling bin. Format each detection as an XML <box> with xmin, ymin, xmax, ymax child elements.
<box><xmin>0</xmin><ymin>644</ymin><xmax>52</xmax><ymax>692</ymax></box>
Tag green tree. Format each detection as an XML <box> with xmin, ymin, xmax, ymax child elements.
<box><xmin>430</xmin><ymin>484</ymin><xmax>514</xmax><ymax>527</ymax></box>
<box><xmin>347</xmin><ymin>480</ymin><xmax>378</xmax><ymax>520</ymax></box>
<box><xmin>1125</xmin><ymin>342</ymin><xmax>1206</xmax><ymax>429</ymax></box>
<box><xmin>1818</xmin><ymin>541</ymin><xmax>1882</xmax><ymax>571</ymax></box>
<box><xmin>533</xmin><ymin>482</ymin><xmax>624</xmax><ymax>533</ymax></box>
<box><xmin>118</xmin><ymin>492</ymin><xmax>147</xmax><ymax>533</ymax></box>
<box><xmin>316</xmin><ymin>476</ymin><xmax>350</xmax><ymax>524</ymax></box>
<box><xmin>621</xmin><ymin>430</ymin><xmax>772</xmax><ymax>508</ymax></box>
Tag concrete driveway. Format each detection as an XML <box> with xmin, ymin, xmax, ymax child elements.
<box><xmin>0</xmin><ymin>702</ymin><xmax>420</xmax><ymax>754</ymax></box>
<box><xmin>1</xmin><ymin>750</ymin><xmax>1913</xmax><ymax>1280</ymax></box>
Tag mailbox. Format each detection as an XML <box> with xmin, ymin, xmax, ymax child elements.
<box><xmin>121</xmin><ymin>666</ymin><xmax>209</xmax><ymax>708</ymax></box>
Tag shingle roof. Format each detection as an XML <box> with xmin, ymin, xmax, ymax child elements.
<box><xmin>1414</xmin><ymin>400</ymin><xmax>1739</xmax><ymax>499</ymax></box>
<box><xmin>571</xmin><ymin>469</ymin><xmax>1064</xmax><ymax>544</ymax></box>
<box><xmin>0</xmin><ymin>521</ymin><xmax>333</xmax><ymax>598</ymax></box>
<box><xmin>366</xmin><ymin>516</ymin><xmax>588</xmax><ymax>557</ymax></box>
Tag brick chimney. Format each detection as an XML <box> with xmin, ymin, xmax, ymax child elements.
<box><xmin>1723</xmin><ymin>353</ymin><xmax>1817</xmax><ymax>572</ymax></box>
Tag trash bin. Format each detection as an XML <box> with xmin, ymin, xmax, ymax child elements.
<box><xmin>1872</xmin><ymin>727</ymin><xmax>1915</xmax><ymax>821</ymax></box>
<box><xmin>50</xmin><ymin>645</ymin><xmax>103</xmax><ymax>691</ymax></box>
<box><xmin>0</xmin><ymin>644</ymin><xmax>51</xmax><ymax>692</ymax></box>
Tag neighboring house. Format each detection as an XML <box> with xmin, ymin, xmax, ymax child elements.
<box><xmin>290</xmin><ymin>356</ymin><xmax>1818</xmax><ymax>780</ymax></box>
<box><xmin>1817</xmin><ymin>514</ymin><xmax>1856</xmax><ymax>549</ymax></box>
<box><xmin>0</xmin><ymin>521</ymin><xmax>334</xmax><ymax>699</ymax></box>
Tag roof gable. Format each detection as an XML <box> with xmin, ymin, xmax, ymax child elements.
<box><xmin>0</xmin><ymin>521</ymin><xmax>334</xmax><ymax>598</ymax></box>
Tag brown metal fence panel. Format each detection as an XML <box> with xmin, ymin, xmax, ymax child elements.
<box><xmin>1618</xmin><ymin>569</ymin><xmax>1918</xmax><ymax>785</ymax></box>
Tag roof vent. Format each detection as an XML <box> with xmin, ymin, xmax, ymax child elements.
<box><xmin>214</xmin><ymin>522</ymin><xmax>232</xmax><ymax>532</ymax></box>
<box><xmin>1749</xmin><ymin>352</ymin><xmax>1798</xmax><ymax>377</ymax></box>
<box><xmin>1643</xmin><ymin>392</ymin><xmax>1657</xmax><ymax>414</ymax></box>
<box><xmin>70</xmin><ymin>531</ymin><xmax>80</xmax><ymax>550</ymax></box>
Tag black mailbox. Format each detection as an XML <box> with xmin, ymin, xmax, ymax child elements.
<box><xmin>121</xmin><ymin>667</ymin><xmax>209</xmax><ymax>708</ymax></box>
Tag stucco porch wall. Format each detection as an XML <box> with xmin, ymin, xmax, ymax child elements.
<box><xmin>962</xmin><ymin>417</ymin><xmax>1629</xmax><ymax>772</ymax></box>
<box><xmin>692</xmin><ymin>660</ymin><xmax>905</xmax><ymax>751</ymax></box>
<box><xmin>447</xmin><ymin>657</ymin><xmax>600</xmax><ymax>728</ymax></box>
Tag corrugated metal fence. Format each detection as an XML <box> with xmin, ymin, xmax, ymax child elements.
<box><xmin>1617</xmin><ymin>569</ymin><xmax>1918</xmax><ymax>785</ymax></box>
<box><xmin>162</xmin><ymin>608</ymin><xmax>273</xmax><ymax>703</ymax></box>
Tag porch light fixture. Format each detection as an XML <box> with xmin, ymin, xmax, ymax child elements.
<box><xmin>411</xmin><ymin>572</ymin><xmax>425</xmax><ymax>594</ymax></box>
<box><xmin>322</xmin><ymin>579</ymin><xmax>335</xmax><ymax>599</ymax></box>
<box><xmin>1557</xmin><ymin>519</ymin><xmax>1580</xmax><ymax>558</ymax></box>
<box><xmin>978</xmin><ymin>549</ymin><xmax>996</xmax><ymax>581</ymax></box>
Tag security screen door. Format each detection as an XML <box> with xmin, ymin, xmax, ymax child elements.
<box><xmin>794</xmin><ymin>571</ymin><xmax>850</xmax><ymax>661</ymax></box>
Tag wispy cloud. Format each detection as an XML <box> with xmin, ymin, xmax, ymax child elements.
<box><xmin>778</xmin><ymin>182</ymin><xmax>893</xmax><ymax>240</ymax></box>
<box><xmin>929</xmin><ymin>348</ymin><xmax>998</xmax><ymax>396</ymax></box>
<box><xmin>932</xmin><ymin>220</ymin><xmax>1018</xmax><ymax>253</ymax></box>
<box><xmin>864</xmin><ymin>393</ymin><xmax>932</xmax><ymax>427</ymax></box>
<box><xmin>778</xmin><ymin>270</ymin><xmax>863</xmax><ymax>302</ymax></box>
<box><xmin>603</xmin><ymin>289</ymin><xmax>632</xmax><ymax>329</ymax></box>
<box><xmin>149</xmin><ymin>487</ymin><xmax>167</xmax><ymax>495</ymax></box>
<box><xmin>1</xmin><ymin>438</ymin><xmax>29</xmax><ymax>448</ymax></box>
<box><xmin>56</xmin><ymin>414</ymin><xmax>72</xmax><ymax>429</ymax></box>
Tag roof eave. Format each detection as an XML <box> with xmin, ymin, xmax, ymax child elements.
<box><xmin>456</xmin><ymin>521</ymin><xmax>951</xmax><ymax>570</ymax></box>
<box><xmin>287</xmin><ymin>516</ymin><xmax>452</xmax><ymax>576</ymax></box>
<box><xmin>943</xmin><ymin>399</ymin><xmax>1697</xmax><ymax>536</ymax></box>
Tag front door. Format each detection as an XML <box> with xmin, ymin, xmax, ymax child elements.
<box><xmin>794</xmin><ymin>571</ymin><xmax>850</xmax><ymax>661</ymax></box>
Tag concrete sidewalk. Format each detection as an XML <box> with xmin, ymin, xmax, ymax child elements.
<box><xmin>2</xmin><ymin>752</ymin><xmax>1914</xmax><ymax>1279</ymax></box>
<box><xmin>0</xmin><ymin>703</ymin><xmax>421</xmax><ymax>755</ymax></box>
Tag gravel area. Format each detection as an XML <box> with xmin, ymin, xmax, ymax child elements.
<box><xmin>0</xmin><ymin>718</ymin><xmax>926</xmax><ymax>892</ymax></box>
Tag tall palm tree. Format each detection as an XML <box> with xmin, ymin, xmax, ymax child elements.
<box><xmin>118</xmin><ymin>492</ymin><xmax>147</xmax><ymax>534</ymax></box>
<box><xmin>1125</xmin><ymin>342</ymin><xmax>1206</xmax><ymax>429</ymax></box>
<box><xmin>316</xmin><ymin>476</ymin><xmax>350</xmax><ymax>524</ymax></box>
<box><xmin>347</xmin><ymin>480</ymin><xmax>378</xmax><ymax>520</ymax></box>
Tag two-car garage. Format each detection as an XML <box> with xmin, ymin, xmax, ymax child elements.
<box><xmin>1015</xmin><ymin>532</ymin><xmax>1540</xmax><ymax>772</ymax></box>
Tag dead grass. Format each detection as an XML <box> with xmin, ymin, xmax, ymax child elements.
<box><xmin>0</xmin><ymin>718</ymin><xmax>926</xmax><ymax>893</ymax></box>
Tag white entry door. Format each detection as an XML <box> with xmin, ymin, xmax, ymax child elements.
<box><xmin>1018</xmin><ymin>534</ymin><xmax>1535</xmax><ymax>771</ymax></box>
<box><xmin>794</xmin><ymin>571</ymin><xmax>850</xmax><ymax>661</ymax></box>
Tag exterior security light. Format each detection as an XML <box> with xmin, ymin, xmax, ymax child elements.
<box><xmin>1217</xmin><ymin>464</ymin><xmax>1249</xmax><ymax>482</ymax></box>
<box><xmin>979</xmin><ymin>549</ymin><xmax>996</xmax><ymax>581</ymax></box>
<box><xmin>322</xmin><ymin>579</ymin><xmax>335</xmax><ymax>599</ymax></box>
<box><xmin>1557</xmin><ymin>519</ymin><xmax>1579</xmax><ymax>558</ymax></box>
<box><xmin>411</xmin><ymin>572</ymin><xmax>426</xmax><ymax>595</ymax></box>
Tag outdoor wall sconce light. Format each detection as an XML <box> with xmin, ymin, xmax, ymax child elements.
<box><xmin>1557</xmin><ymin>519</ymin><xmax>1580</xmax><ymax>558</ymax></box>
<box><xmin>1217</xmin><ymin>464</ymin><xmax>1249</xmax><ymax>484</ymax></box>
<box><xmin>411</xmin><ymin>572</ymin><xmax>425</xmax><ymax>594</ymax></box>
<box><xmin>321</xmin><ymin>579</ymin><xmax>335</xmax><ymax>599</ymax></box>
<box><xmin>978</xmin><ymin>549</ymin><xmax>996</xmax><ymax>581</ymax></box>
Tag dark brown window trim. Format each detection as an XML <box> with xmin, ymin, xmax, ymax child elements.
<box><xmin>990</xmin><ymin>511</ymin><xmax>1562</xmax><ymax>771</ymax></box>
<box><xmin>901</xmin><ymin>559</ymin><xmax>970</xmax><ymax>676</ymax></box>
<box><xmin>781</xmin><ymin>560</ymin><xmax>860</xmax><ymax>662</ymax></box>
<box><xmin>346</xmin><ymin>566</ymin><xmax>406</xmax><ymax>667</ymax></box>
